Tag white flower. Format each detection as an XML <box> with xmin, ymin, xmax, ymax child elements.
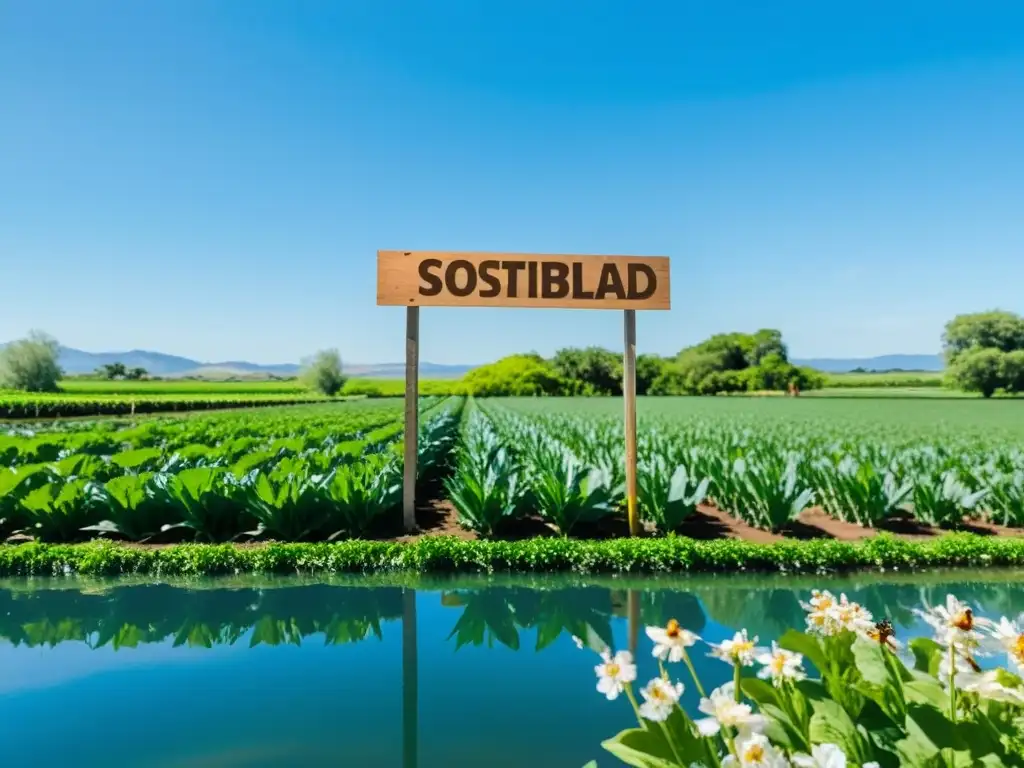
<box><xmin>572</xmin><ymin>635</ymin><xmax>585</xmax><ymax>649</ymax></box>
<box><xmin>793</xmin><ymin>743</ymin><xmax>847</xmax><ymax>768</ymax></box>
<box><xmin>801</xmin><ymin>589</ymin><xmax>838</xmax><ymax>635</ymax></box>
<box><xmin>913</xmin><ymin>594</ymin><xmax>992</xmax><ymax>653</ymax></box>
<box><xmin>646</xmin><ymin>618</ymin><xmax>699</xmax><ymax>662</ymax></box>
<box><xmin>755</xmin><ymin>642</ymin><xmax>806</xmax><ymax>687</ymax></box>
<box><xmin>862</xmin><ymin>763</ymin><xmax>880</xmax><ymax>768</ymax></box>
<box><xmin>722</xmin><ymin>731</ymin><xmax>790</xmax><ymax>767</ymax></box>
<box><xmin>802</xmin><ymin>591</ymin><xmax>871</xmax><ymax>637</ymax></box>
<box><xmin>695</xmin><ymin>682</ymin><xmax>767</xmax><ymax>736</ymax></box>
<box><xmin>937</xmin><ymin>652</ymin><xmax>977</xmax><ymax>686</ymax></box>
<box><xmin>709</xmin><ymin>629</ymin><xmax>763</xmax><ymax>667</ymax></box>
<box><xmin>638</xmin><ymin>677</ymin><xmax>684</xmax><ymax>722</ymax></box>
<box><xmin>594</xmin><ymin>650</ymin><xmax>637</xmax><ymax>700</ymax></box>
<box><xmin>830</xmin><ymin>594</ymin><xmax>874</xmax><ymax>635</ymax></box>
<box><xmin>989</xmin><ymin>615</ymin><xmax>1024</xmax><ymax>672</ymax></box>
<box><xmin>958</xmin><ymin>670</ymin><xmax>1024</xmax><ymax>705</ymax></box>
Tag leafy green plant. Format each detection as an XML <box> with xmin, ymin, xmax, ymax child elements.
<box><xmin>84</xmin><ymin>473</ymin><xmax>176</xmax><ymax>541</ymax></box>
<box><xmin>591</xmin><ymin>590</ymin><xmax>1024</xmax><ymax>768</ymax></box>
<box><xmin>325</xmin><ymin>454</ymin><xmax>402</xmax><ymax>537</ymax></box>
<box><xmin>912</xmin><ymin>470</ymin><xmax>988</xmax><ymax>528</ymax></box>
<box><xmin>528</xmin><ymin>447</ymin><xmax>621</xmax><ymax>535</ymax></box>
<box><xmin>18</xmin><ymin>478</ymin><xmax>104</xmax><ymax>541</ymax></box>
<box><xmin>163</xmin><ymin>467</ymin><xmax>252</xmax><ymax>542</ymax></box>
<box><xmin>445</xmin><ymin>413</ymin><xmax>526</xmax><ymax>536</ymax></box>
<box><xmin>637</xmin><ymin>454</ymin><xmax>710</xmax><ymax>532</ymax></box>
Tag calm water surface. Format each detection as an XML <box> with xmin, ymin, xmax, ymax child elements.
<box><xmin>2</xmin><ymin>571</ymin><xmax>1024</xmax><ymax>767</ymax></box>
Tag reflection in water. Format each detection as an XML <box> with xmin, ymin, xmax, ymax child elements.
<box><xmin>2</xmin><ymin>573</ymin><xmax>1024</xmax><ymax>767</ymax></box>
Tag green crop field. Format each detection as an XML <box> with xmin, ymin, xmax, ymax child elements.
<box><xmin>59</xmin><ymin>379</ymin><xmax>310</xmax><ymax>395</ymax></box>
<box><xmin>824</xmin><ymin>370</ymin><xmax>944</xmax><ymax>388</ymax></box>
<box><xmin>2</xmin><ymin>394</ymin><xmax>1023</xmax><ymax>543</ymax></box>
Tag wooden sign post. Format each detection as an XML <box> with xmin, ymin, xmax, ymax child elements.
<box><xmin>377</xmin><ymin>250</ymin><xmax>671</xmax><ymax>534</ymax></box>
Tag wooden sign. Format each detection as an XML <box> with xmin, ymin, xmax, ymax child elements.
<box><xmin>377</xmin><ymin>250</ymin><xmax>671</xmax><ymax>310</ymax></box>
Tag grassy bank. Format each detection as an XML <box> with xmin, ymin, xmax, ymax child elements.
<box><xmin>2</xmin><ymin>533</ymin><xmax>1023</xmax><ymax>577</ymax></box>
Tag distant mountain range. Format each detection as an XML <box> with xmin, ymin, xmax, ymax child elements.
<box><xmin>2</xmin><ymin>346</ymin><xmax>474</xmax><ymax>379</ymax></box>
<box><xmin>791</xmin><ymin>354</ymin><xmax>943</xmax><ymax>372</ymax></box>
<box><xmin>1</xmin><ymin>344</ymin><xmax>943</xmax><ymax>378</ymax></box>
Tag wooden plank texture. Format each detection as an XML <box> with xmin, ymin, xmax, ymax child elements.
<box><xmin>377</xmin><ymin>250</ymin><xmax>670</xmax><ymax>310</ymax></box>
<box><xmin>403</xmin><ymin>307</ymin><xmax>419</xmax><ymax>532</ymax></box>
<box><xmin>623</xmin><ymin>310</ymin><xmax>640</xmax><ymax>536</ymax></box>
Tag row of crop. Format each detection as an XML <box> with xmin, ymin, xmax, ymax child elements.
<box><xmin>0</xmin><ymin>399</ymin><xmax>463</xmax><ymax>542</ymax></box>
<box><xmin>0</xmin><ymin>393</ymin><xmax>337</xmax><ymax>419</ymax></box>
<box><xmin>446</xmin><ymin>402</ymin><xmax>1024</xmax><ymax>533</ymax></box>
<box><xmin>0</xmin><ymin>399</ymin><xmax>420</xmax><ymax>462</ymax></box>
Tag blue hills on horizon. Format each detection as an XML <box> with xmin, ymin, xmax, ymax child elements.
<box><xmin>0</xmin><ymin>346</ymin><xmax>945</xmax><ymax>378</ymax></box>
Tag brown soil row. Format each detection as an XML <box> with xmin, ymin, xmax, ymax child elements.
<box><xmin>390</xmin><ymin>499</ymin><xmax>1024</xmax><ymax>544</ymax></box>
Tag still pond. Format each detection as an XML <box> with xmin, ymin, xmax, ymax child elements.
<box><xmin>1</xmin><ymin>570</ymin><xmax>1023</xmax><ymax>767</ymax></box>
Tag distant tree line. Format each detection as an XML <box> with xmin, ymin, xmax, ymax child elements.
<box><xmin>459</xmin><ymin>329</ymin><xmax>824</xmax><ymax>397</ymax></box>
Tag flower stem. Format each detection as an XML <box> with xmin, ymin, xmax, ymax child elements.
<box><xmin>624</xmin><ymin>683</ymin><xmax>647</xmax><ymax>730</ymax></box>
<box><xmin>947</xmin><ymin>645</ymin><xmax>956</xmax><ymax>768</ymax></box>
<box><xmin>658</xmin><ymin>721</ymin><xmax>686</xmax><ymax>767</ymax></box>
<box><xmin>734</xmin><ymin>662</ymin><xmax>742</xmax><ymax>703</ymax></box>
<box><xmin>682</xmin><ymin>648</ymin><xmax>707</xmax><ymax>698</ymax></box>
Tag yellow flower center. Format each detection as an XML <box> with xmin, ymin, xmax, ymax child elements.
<box><xmin>1013</xmin><ymin>634</ymin><xmax>1024</xmax><ymax>662</ymax></box>
<box><xmin>666</xmin><ymin>619</ymin><xmax>681</xmax><ymax>638</ymax></box>
<box><xmin>771</xmin><ymin>655</ymin><xmax>786</xmax><ymax>674</ymax></box>
<box><xmin>606</xmin><ymin>663</ymin><xmax>620</xmax><ymax>677</ymax></box>
<box><xmin>744</xmin><ymin>744</ymin><xmax>765</xmax><ymax>762</ymax></box>
<box><xmin>952</xmin><ymin>609</ymin><xmax>974</xmax><ymax>631</ymax></box>
<box><xmin>732</xmin><ymin>641</ymin><xmax>754</xmax><ymax>657</ymax></box>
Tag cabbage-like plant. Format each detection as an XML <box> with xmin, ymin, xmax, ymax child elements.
<box><xmin>527</xmin><ymin>444</ymin><xmax>621</xmax><ymax>535</ymax></box>
<box><xmin>18</xmin><ymin>478</ymin><xmax>105</xmax><ymax>541</ymax></box>
<box><xmin>325</xmin><ymin>454</ymin><xmax>402</xmax><ymax>537</ymax></box>
<box><xmin>814</xmin><ymin>453</ymin><xmax>912</xmax><ymax>527</ymax></box>
<box><xmin>163</xmin><ymin>467</ymin><xmax>252</xmax><ymax>542</ymax></box>
<box><xmin>731</xmin><ymin>452</ymin><xmax>814</xmax><ymax>532</ymax></box>
<box><xmin>83</xmin><ymin>473</ymin><xmax>176</xmax><ymax>541</ymax></box>
<box><xmin>0</xmin><ymin>463</ymin><xmax>53</xmax><ymax>538</ymax></box>
<box><xmin>637</xmin><ymin>454</ymin><xmax>710</xmax><ymax>532</ymax></box>
<box><xmin>244</xmin><ymin>458</ymin><xmax>332</xmax><ymax>541</ymax></box>
<box><xmin>912</xmin><ymin>470</ymin><xmax>988</xmax><ymax>528</ymax></box>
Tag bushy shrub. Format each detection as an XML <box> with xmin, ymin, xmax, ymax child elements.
<box><xmin>0</xmin><ymin>331</ymin><xmax>63</xmax><ymax>392</ymax></box>
<box><xmin>461</xmin><ymin>354</ymin><xmax>569</xmax><ymax>396</ymax></box>
<box><xmin>300</xmin><ymin>349</ymin><xmax>347</xmax><ymax>395</ymax></box>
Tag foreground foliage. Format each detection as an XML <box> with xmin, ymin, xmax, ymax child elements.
<box><xmin>586</xmin><ymin>590</ymin><xmax>1024</xmax><ymax>767</ymax></box>
<box><xmin>2</xmin><ymin>532</ymin><xmax>1024</xmax><ymax>576</ymax></box>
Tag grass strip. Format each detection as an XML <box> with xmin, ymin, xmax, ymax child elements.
<box><xmin>0</xmin><ymin>533</ymin><xmax>1022</xmax><ymax>577</ymax></box>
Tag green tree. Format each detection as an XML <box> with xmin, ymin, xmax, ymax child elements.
<box><xmin>462</xmin><ymin>355</ymin><xmax>568</xmax><ymax>396</ymax></box>
<box><xmin>301</xmin><ymin>349</ymin><xmax>347</xmax><ymax>395</ymax></box>
<box><xmin>551</xmin><ymin>347</ymin><xmax>622</xmax><ymax>395</ymax></box>
<box><xmin>948</xmin><ymin>347</ymin><xmax>1006</xmax><ymax>398</ymax></box>
<box><xmin>100</xmin><ymin>362</ymin><xmax>128</xmax><ymax>380</ymax></box>
<box><xmin>124</xmin><ymin>367</ymin><xmax>148</xmax><ymax>380</ymax></box>
<box><xmin>0</xmin><ymin>330</ymin><xmax>63</xmax><ymax>392</ymax></box>
<box><xmin>942</xmin><ymin>311</ymin><xmax>1024</xmax><ymax>396</ymax></box>
<box><xmin>635</xmin><ymin>354</ymin><xmax>667</xmax><ymax>395</ymax></box>
<box><xmin>1000</xmin><ymin>350</ymin><xmax>1024</xmax><ymax>394</ymax></box>
<box><xmin>943</xmin><ymin>310</ymin><xmax>1024</xmax><ymax>364</ymax></box>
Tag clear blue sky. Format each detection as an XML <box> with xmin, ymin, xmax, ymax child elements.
<box><xmin>2</xmin><ymin>1</ymin><xmax>1023</xmax><ymax>365</ymax></box>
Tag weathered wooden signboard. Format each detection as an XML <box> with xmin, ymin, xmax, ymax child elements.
<box><xmin>376</xmin><ymin>250</ymin><xmax>671</xmax><ymax>534</ymax></box>
<box><xmin>377</xmin><ymin>250</ymin><xmax>670</xmax><ymax>309</ymax></box>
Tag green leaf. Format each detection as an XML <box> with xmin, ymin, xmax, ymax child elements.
<box><xmin>909</xmin><ymin>637</ymin><xmax>944</xmax><ymax>676</ymax></box>
<box><xmin>808</xmin><ymin>697</ymin><xmax>869</xmax><ymax>766</ymax></box>
<box><xmin>601</xmin><ymin>727</ymin><xmax>679</xmax><ymax>768</ymax></box>
<box><xmin>779</xmin><ymin>629</ymin><xmax>827</xmax><ymax>672</ymax></box>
